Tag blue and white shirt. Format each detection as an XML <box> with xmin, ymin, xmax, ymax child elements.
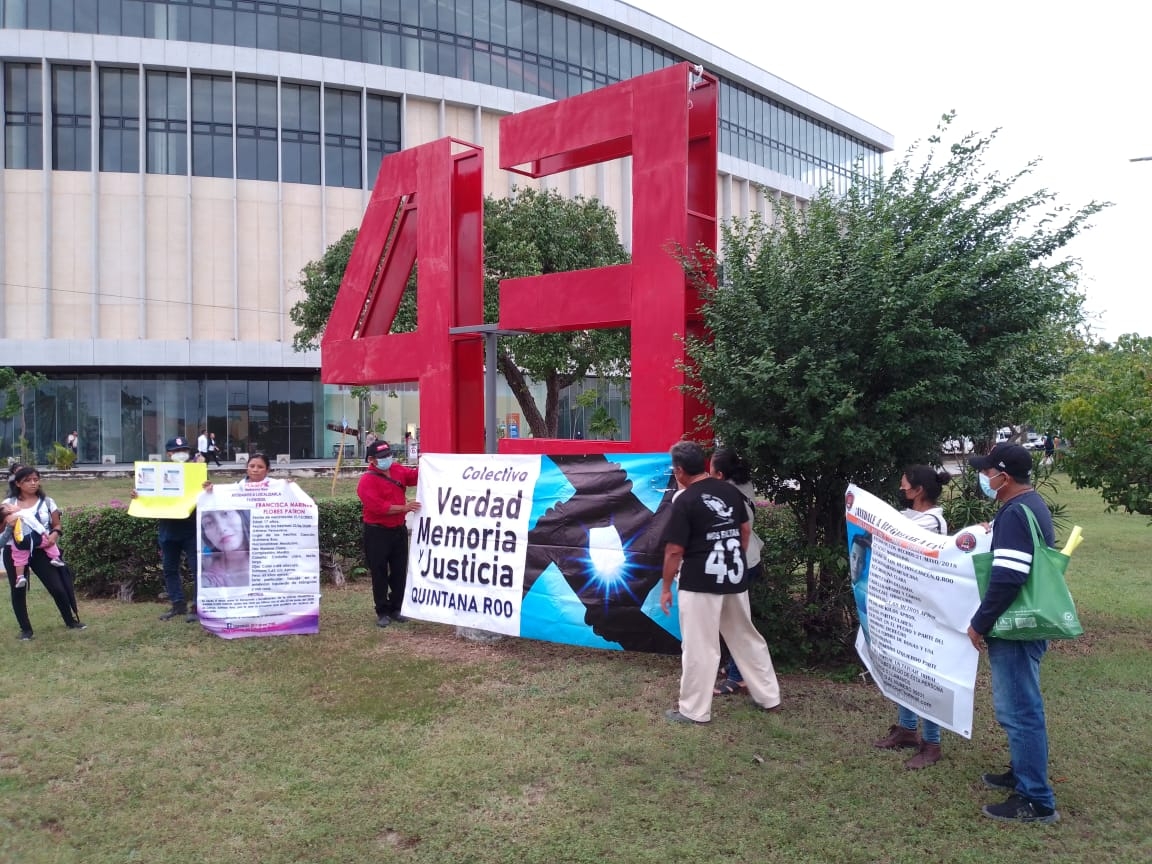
<box><xmin>970</xmin><ymin>490</ymin><xmax>1055</xmax><ymax>636</ymax></box>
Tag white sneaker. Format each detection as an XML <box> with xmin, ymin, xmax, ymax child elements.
<box><xmin>49</xmin><ymin>558</ymin><xmax>66</xmax><ymax>568</ymax></box>
<box><xmin>14</xmin><ymin>574</ymin><xmax>27</xmax><ymax>588</ymax></box>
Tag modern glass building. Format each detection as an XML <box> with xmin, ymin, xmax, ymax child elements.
<box><xmin>0</xmin><ymin>0</ymin><xmax>892</xmax><ymax>462</ymax></box>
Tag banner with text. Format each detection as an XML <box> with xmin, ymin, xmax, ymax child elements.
<box><xmin>196</xmin><ymin>479</ymin><xmax>320</xmax><ymax>639</ymax></box>
<box><xmin>404</xmin><ymin>453</ymin><xmax>681</xmax><ymax>653</ymax></box>
<box><xmin>846</xmin><ymin>484</ymin><xmax>988</xmax><ymax>738</ymax></box>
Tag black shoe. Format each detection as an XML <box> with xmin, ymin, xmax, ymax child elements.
<box><xmin>68</xmin><ymin>622</ymin><xmax>87</xmax><ymax>631</ymax></box>
<box><xmin>17</xmin><ymin>630</ymin><xmax>34</xmax><ymax>641</ymax></box>
<box><xmin>185</xmin><ymin>612</ymin><xmax>199</xmax><ymax>623</ymax></box>
<box><xmin>391</xmin><ymin>613</ymin><xmax>409</xmax><ymax>623</ymax></box>
<box><xmin>159</xmin><ymin>602</ymin><xmax>188</xmax><ymax>621</ymax></box>
<box><xmin>981</xmin><ymin>793</ymin><xmax>1059</xmax><ymax>824</ymax></box>
<box><xmin>376</xmin><ymin>615</ymin><xmax>392</xmax><ymax>628</ymax></box>
<box><xmin>982</xmin><ymin>769</ymin><xmax>1019</xmax><ymax>791</ymax></box>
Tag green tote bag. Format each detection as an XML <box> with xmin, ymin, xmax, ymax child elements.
<box><xmin>973</xmin><ymin>506</ymin><xmax>1084</xmax><ymax>640</ymax></box>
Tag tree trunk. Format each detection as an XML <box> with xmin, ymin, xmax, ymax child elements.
<box><xmin>497</xmin><ymin>349</ymin><xmax>548</xmax><ymax>439</ymax></box>
<box><xmin>543</xmin><ymin>372</ymin><xmax>579</xmax><ymax>439</ymax></box>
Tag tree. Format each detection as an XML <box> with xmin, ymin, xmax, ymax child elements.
<box><xmin>1</xmin><ymin>368</ymin><xmax>47</xmax><ymax>464</ymax></box>
<box><xmin>683</xmin><ymin>117</ymin><xmax>1107</xmax><ymax>656</ymax></box>
<box><xmin>1059</xmin><ymin>334</ymin><xmax>1152</xmax><ymax>517</ymax></box>
<box><xmin>290</xmin><ymin>188</ymin><xmax>630</xmax><ymax>439</ymax></box>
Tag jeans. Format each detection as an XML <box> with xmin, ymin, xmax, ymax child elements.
<box><xmin>897</xmin><ymin>705</ymin><xmax>941</xmax><ymax>744</ymax></box>
<box><xmin>160</xmin><ymin>535</ymin><xmax>198</xmax><ymax>606</ymax></box>
<box><xmin>987</xmin><ymin>637</ymin><xmax>1055</xmax><ymax>809</ymax></box>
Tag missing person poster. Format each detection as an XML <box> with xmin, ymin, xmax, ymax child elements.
<box><xmin>196</xmin><ymin>479</ymin><xmax>320</xmax><ymax>639</ymax></box>
<box><xmin>404</xmin><ymin>453</ymin><xmax>681</xmax><ymax>653</ymax></box>
<box><xmin>128</xmin><ymin>462</ymin><xmax>207</xmax><ymax>519</ymax></box>
<box><xmin>846</xmin><ymin>484</ymin><xmax>989</xmax><ymax>738</ymax></box>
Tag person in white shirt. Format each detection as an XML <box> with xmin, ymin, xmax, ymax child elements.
<box><xmin>197</xmin><ymin>429</ymin><xmax>210</xmax><ymax>462</ymax></box>
<box><xmin>870</xmin><ymin>465</ymin><xmax>951</xmax><ymax>768</ymax></box>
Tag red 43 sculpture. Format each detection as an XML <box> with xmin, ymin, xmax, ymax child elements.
<box><xmin>321</xmin><ymin>63</ymin><xmax>718</xmax><ymax>455</ymax></box>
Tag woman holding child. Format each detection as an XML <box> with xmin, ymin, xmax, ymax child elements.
<box><xmin>3</xmin><ymin>465</ymin><xmax>84</xmax><ymax>639</ymax></box>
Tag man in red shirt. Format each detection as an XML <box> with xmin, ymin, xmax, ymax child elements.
<box><xmin>357</xmin><ymin>442</ymin><xmax>421</xmax><ymax>627</ymax></box>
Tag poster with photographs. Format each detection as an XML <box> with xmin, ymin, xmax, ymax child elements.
<box><xmin>196</xmin><ymin>478</ymin><xmax>320</xmax><ymax>639</ymax></box>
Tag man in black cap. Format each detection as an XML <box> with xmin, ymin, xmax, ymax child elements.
<box><xmin>966</xmin><ymin>442</ymin><xmax>1059</xmax><ymax>823</ymax></box>
<box><xmin>358</xmin><ymin>441</ymin><xmax>420</xmax><ymax>627</ymax></box>
<box><xmin>151</xmin><ymin>437</ymin><xmax>198</xmax><ymax>622</ymax></box>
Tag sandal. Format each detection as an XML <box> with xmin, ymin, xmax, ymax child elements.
<box><xmin>714</xmin><ymin>679</ymin><xmax>749</xmax><ymax>696</ymax></box>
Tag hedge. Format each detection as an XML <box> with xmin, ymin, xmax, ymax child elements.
<box><xmin>61</xmin><ymin>498</ymin><xmax>368</xmax><ymax>601</ymax></box>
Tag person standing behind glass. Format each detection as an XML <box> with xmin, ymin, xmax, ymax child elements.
<box><xmin>871</xmin><ymin>465</ymin><xmax>950</xmax><ymax>769</ymax></box>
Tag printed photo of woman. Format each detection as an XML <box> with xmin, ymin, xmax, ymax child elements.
<box><xmin>200</xmin><ymin>508</ymin><xmax>251</xmax><ymax>589</ymax></box>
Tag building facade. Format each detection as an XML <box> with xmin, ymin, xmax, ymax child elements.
<box><xmin>0</xmin><ymin>0</ymin><xmax>892</xmax><ymax>462</ymax></box>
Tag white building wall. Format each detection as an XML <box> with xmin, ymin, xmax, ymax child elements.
<box><xmin>0</xmin><ymin>30</ymin><xmax>880</xmax><ymax>367</ymax></box>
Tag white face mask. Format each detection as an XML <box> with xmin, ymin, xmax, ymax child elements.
<box><xmin>171</xmin><ymin>451</ymin><xmax>190</xmax><ymax>463</ymax></box>
<box><xmin>375</xmin><ymin>456</ymin><xmax>394</xmax><ymax>471</ymax></box>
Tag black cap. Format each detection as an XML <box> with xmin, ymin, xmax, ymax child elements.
<box><xmin>969</xmin><ymin>443</ymin><xmax>1032</xmax><ymax>478</ymax></box>
<box><xmin>365</xmin><ymin>441</ymin><xmax>392</xmax><ymax>460</ymax></box>
<box><xmin>166</xmin><ymin>436</ymin><xmax>191</xmax><ymax>451</ymax></box>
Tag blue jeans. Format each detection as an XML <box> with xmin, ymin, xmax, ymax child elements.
<box><xmin>987</xmin><ymin>637</ymin><xmax>1055</xmax><ymax>809</ymax></box>
<box><xmin>897</xmin><ymin>705</ymin><xmax>941</xmax><ymax>744</ymax></box>
<box><xmin>160</xmin><ymin>535</ymin><xmax>198</xmax><ymax>605</ymax></box>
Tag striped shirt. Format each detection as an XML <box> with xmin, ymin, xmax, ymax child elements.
<box><xmin>970</xmin><ymin>490</ymin><xmax>1055</xmax><ymax>636</ymax></box>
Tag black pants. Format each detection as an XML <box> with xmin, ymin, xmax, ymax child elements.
<box><xmin>363</xmin><ymin>523</ymin><xmax>409</xmax><ymax>616</ymax></box>
<box><xmin>4</xmin><ymin>545</ymin><xmax>80</xmax><ymax>633</ymax></box>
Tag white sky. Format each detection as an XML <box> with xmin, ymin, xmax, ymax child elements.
<box><xmin>627</xmin><ymin>0</ymin><xmax>1152</xmax><ymax>341</ymax></box>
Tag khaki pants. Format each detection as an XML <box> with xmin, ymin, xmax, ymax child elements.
<box><xmin>677</xmin><ymin>590</ymin><xmax>781</xmax><ymax>722</ymax></box>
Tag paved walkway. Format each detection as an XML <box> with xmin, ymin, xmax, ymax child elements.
<box><xmin>27</xmin><ymin>458</ymin><xmax>371</xmax><ymax>480</ymax></box>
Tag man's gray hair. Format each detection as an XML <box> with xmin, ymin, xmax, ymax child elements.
<box><xmin>669</xmin><ymin>440</ymin><xmax>706</xmax><ymax>476</ymax></box>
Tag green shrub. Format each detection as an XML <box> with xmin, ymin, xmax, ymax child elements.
<box><xmin>48</xmin><ymin>442</ymin><xmax>77</xmax><ymax>470</ymax></box>
<box><xmin>63</xmin><ymin>497</ymin><xmax>370</xmax><ymax>600</ymax></box>
<box><xmin>62</xmin><ymin>502</ymin><xmax>167</xmax><ymax>600</ymax></box>
<box><xmin>749</xmin><ymin>503</ymin><xmax>853</xmax><ymax>669</ymax></box>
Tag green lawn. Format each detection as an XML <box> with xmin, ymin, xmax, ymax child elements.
<box><xmin>1</xmin><ymin>479</ymin><xmax>1149</xmax><ymax>863</ymax></box>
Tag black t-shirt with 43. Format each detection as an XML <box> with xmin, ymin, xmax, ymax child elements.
<box><xmin>662</xmin><ymin>477</ymin><xmax>750</xmax><ymax>594</ymax></box>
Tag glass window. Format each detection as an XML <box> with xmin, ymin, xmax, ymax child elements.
<box><xmin>74</xmin><ymin>0</ymin><xmax>98</xmax><ymax>32</ymax></box>
<box><xmin>3</xmin><ymin>63</ymin><xmax>43</xmax><ymax>169</ymax></box>
<box><xmin>191</xmin><ymin>74</ymin><xmax>232</xmax><ymax>179</ymax></box>
<box><xmin>490</xmin><ymin>0</ymin><xmax>505</xmax><ymax>45</ymax></box>
<box><xmin>365</xmin><ymin>94</ymin><xmax>401</xmax><ymax>184</ymax></box>
<box><xmin>236</xmin><ymin>77</ymin><xmax>277</xmax><ymax>181</ymax></box>
<box><xmin>146</xmin><ymin>70</ymin><xmax>187</xmax><ymax>175</ymax></box>
<box><xmin>100</xmin><ymin>67</ymin><xmax>140</xmax><ymax>172</ymax></box>
<box><xmin>281</xmin><ymin>82</ymin><xmax>320</xmax><ymax>184</ymax></box>
<box><xmin>52</xmin><ymin>65</ymin><xmax>92</xmax><ymax>171</ymax></box>
<box><xmin>50</xmin><ymin>0</ymin><xmax>74</xmax><ymax>30</ymax></box>
<box><xmin>472</xmin><ymin>0</ymin><xmax>488</xmax><ymax>41</ymax></box>
<box><xmin>324</xmin><ymin>86</ymin><xmax>360</xmax><ymax>188</ymax></box>
<box><xmin>454</xmin><ymin>0</ymin><xmax>472</xmax><ymax>37</ymax></box>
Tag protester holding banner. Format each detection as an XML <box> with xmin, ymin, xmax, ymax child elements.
<box><xmin>358</xmin><ymin>441</ymin><xmax>420</xmax><ymax>628</ymax></box>
<box><xmin>3</xmin><ymin>466</ymin><xmax>84</xmax><ymax>638</ymax></box>
<box><xmin>659</xmin><ymin>441</ymin><xmax>781</xmax><ymax>724</ymax></box>
<box><xmin>203</xmin><ymin>452</ymin><xmax>292</xmax><ymax>495</ymax></box>
<box><xmin>871</xmin><ymin>465</ymin><xmax>951</xmax><ymax>769</ymax></box>
<box><xmin>966</xmin><ymin>443</ymin><xmax>1060</xmax><ymax>824</ymax></box>
<box><xmin>138</xmin><ymin>437</ymin><xmax>199</xmax><ymax>623</ymax></box>
<box><xmin>708</xmin><ymin>448</ymin><xmax>766</xmax><ymax>698</ymax></box>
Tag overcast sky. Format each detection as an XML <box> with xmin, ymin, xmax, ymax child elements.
<box><xmin>626</xmin><ymin>0</ymin><xmax>1151</xmax><ymax>341</ymax></box>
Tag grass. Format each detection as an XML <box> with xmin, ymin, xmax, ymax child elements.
<box><xmin>1</xmin><ymin>479</ymin><xmax>1149</xmax><ymax>863</ymax></box>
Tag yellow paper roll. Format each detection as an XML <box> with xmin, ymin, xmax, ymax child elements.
<box><xmin>1061</xmin><ymin>525</ymin><xmax>1084</xmax><ymax>557</ymax></box>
